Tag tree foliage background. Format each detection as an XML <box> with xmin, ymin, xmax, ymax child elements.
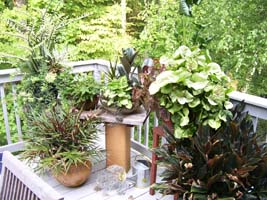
<box><xmin>0</xmin><ymin>0</ymin><xmax>266</xmax><ymax>98</ymax></box>
<box><xmin>137</xmin><ymin>0</ymin><xmax>267</xmax><ymax>97</ymax></box>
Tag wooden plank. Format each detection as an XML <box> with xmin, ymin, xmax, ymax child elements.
<box><xmin>0</xmin><ymin>84</ymin><xmax>12</xmax><ymax>144</ymax></box>
<box><xmin>230</xmin><ymin>91</ymin><xmax>267</xmax><ymax>110</ymax></box>
<box><xmin>134</xmin><ymin>192</ymin><xmax>174</xmax><ymax>200</ymax></box>
<box><xmin>83</xmin><ymin>107</ymin><xmax>148</xmax><ymax>126</ymax></box>
<box><xmin>0</xmin><ymin>69</ymin><xmax>23</xmax><ymax>84</ymax></box>
<box><xmin>0</xmin><ymin>141</ymin><xmax>25</xmax><ymax>152</ymax></box>
<box><xmin>131</xmin><ymin>141</ymin><xmax>152</xmax><ymax>160</ymax></box>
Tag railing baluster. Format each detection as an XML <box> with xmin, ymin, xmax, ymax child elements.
<box><xmin>154</xmin><ymin>112</ymin><xmax>158</xmax><ymax>127</ymax></box>
<box><xmin>0</xmin><ymin>84</ymin><xmax>12</xmax><ymax>144</ymax></box>
<box><xmin>138</xmin><ymin>125</ymin><xmax>142</xmax><ymax>143</ymax></box>
<box><xmin>252</xmin><ymin>117</ymin><xmax>259</xmax><ymax>132</ymax></box>
<box><xmin>144</xmin><ymin>116</ymin><xmax>149</xmax><ymax>147</ymax></box>
<box><xmin>12</xmin><ymin>83</ymin><xmax>22</xmax><ymax>141</ymax></box>
<box><xmin>130</xmin><ymin>127</ymin><xmax>135</xmax><ymax>139</ymax></box>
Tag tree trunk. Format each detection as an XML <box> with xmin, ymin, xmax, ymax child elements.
<box><xmin>121</xmin><ymin>0</ymin><xmax>127</xmax><ymax>33</ymax></box>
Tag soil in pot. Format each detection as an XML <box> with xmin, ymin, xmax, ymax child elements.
<box><xmin>54</xmin><ymin>160</ymin><xmax>92</xmax><ymax>187</ymax></box>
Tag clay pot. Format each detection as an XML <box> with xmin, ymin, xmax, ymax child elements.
<box><xmin>54</xmin><ymin>160</ymin><xmax>92</xmax><ymax>187</ymax></box>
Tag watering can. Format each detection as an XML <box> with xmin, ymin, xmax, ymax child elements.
<box><xmin>130</xmin><ymin>155</ymin><xmax>151</xmax><ymax>188</ymax></box>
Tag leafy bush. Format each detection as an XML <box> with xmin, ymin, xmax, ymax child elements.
<box><xmin>149</xmin><ymin>46</ymin><xmax>233</xmax><ymax>138</ymax></box>
<box><xmin>153</xmin><ymin>102</ymin><xmax>267</xmax><ymax>199</ymax></box>
<box><xmin>57</xmin><ymin>70</ymin><xmax>102</xmax><ymax>110</ymax></box>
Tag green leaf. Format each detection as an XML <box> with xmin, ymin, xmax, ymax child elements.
<box><xmin>189</xmin><ymin>99</ymin><xmax>200</xmax><ymax>108</ymax></box>
<box><xmin>186</xmin><ymin>79</ymin><xmax>209</xmax><ymax>90</ymax></box>
<box><xmin>177</xmin><ymin>97</ymin><xmax>188</xmax><ymax>104</ymax></box>
<box><xmin>206</xmin><ymin>97</ymin><xmax>218</xmax><ymax>105</ymax></box>
<box><xmin>149</xmin><ymin>70</ymin><xmax>190</xmax><ymax>94</ymax></box>
<box><xmin>207</xmin><ymin>62</ymin><xmax>221</xmax><ymax>74</ymax></box>
<box><xmin>180</xmin><ymin>115</ymin><xmax>189</xmax><ymax>127</ymax></box>
<box><xmin>208</xmin><ymin>119</ymin><xmax>221</xmax><ymax>129</ymax></box>
<box><xmin>224</xmin><ymin>101</ymin><xmax>233</xmax><ymax>110</ymax></box>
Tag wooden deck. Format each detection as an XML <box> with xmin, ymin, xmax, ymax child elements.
<box><xmin>38</xmin><ymin>149</ymin><xmax>174</xmax><ymax>200</ymax></box>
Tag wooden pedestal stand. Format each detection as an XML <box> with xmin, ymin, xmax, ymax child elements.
<box><xmin>81</xmin><ymin>107</ymin><xmax>147</xmax><ymax>173</ymax></box>
<box><xmin>105</xmin><ymin>123</ymin><xmax>131</xmax><ymax>172</ymax></box>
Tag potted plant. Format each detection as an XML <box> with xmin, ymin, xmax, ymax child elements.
<box><xmin>22</xmin><ymin>104</ymin><xmax>103</xmax><ymax>187</ymax></box>
<box><xmin>149</xmin><ymin>45</ymin><xmax>233</xmax><ymax>138</ymax></box>
<box><xmin>58</xmin><ymin>70</ymin><xmax>102</xmax><ymax>111</ymax></box>
<box><xmin>100</xmin><ymin>48</ymin><xmax>147</xmax><ymax>171</ymax></box>
<box><xmin>152</xmin><ymin>102</ymin><xmax>267</xmax><ymax>199</ymax></box>
<box><xmin>100</xmin><ymin>47</ymin><xmax>142</xmax><ymax>114</ymax></box>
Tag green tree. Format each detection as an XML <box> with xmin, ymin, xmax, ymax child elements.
<box><xmin>135</xmin><ymin>0</ymin><xmax>196</xmax><ymax>58</ymax></box>
<box><xmin>137</xmin><ymin>0</ymin><xmax>267</xmax><ymax>97</ymax></box>
<box><xmin>192</xmin><ymin>0</ymin><xmax>267</xmax><ymax>97</ymax></box>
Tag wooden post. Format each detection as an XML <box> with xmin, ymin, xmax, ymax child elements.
<box><xmin>105</xmin><ymin>123</ymin><xmax>131</xmax><ymax>172</ymax></box>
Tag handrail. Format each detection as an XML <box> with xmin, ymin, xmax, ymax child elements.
<box><xmin>0</xmin><ymin>60</ymin><xmax>267</xmax><ymax>157</ymax></box>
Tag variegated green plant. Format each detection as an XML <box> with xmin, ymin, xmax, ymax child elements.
<box><xmin>102</xmin><ymin>76</ymin><xmax>133</xmax><ymax>109</ymax></box>
<box><xmin>149</xmin><ymin>45</ymin><xmax>233</xmax><ymax>138</ymax></box>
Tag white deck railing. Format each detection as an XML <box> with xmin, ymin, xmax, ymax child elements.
<box><xmin>0</xmin><ymin>60</ymin><xmax>267</xmax><ymax>157</ymax></box>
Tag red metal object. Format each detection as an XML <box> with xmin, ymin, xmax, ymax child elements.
<box><xmin>149</xmin><ymin>117</ymin><xmax>178</xmax><ymax>200</ymax></box>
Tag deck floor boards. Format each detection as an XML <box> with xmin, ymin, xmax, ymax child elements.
<box><xmin>38</xmin><ymin>149</ymin><xmax>174</xmax><ymax>200</ymax></box>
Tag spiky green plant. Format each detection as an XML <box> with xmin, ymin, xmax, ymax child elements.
<box><xmin>153</xmin><ymin>102</ymin><xmax>267</xmax><ymax>199</ymax></box>
<box><xmin>1</xmin><ymin>9</ymin><xmax>69</xmax><ymax>74</ymax></box>
<box><xmin>22</xmin><ymin>104</ymin><xmax>103</xmax><ymax>175</ymax></box>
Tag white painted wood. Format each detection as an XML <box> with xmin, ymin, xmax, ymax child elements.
<box><xmin>138</xmin><ymin>125</ymin><xmax>142</xmax><ymax>143</ymax></box>
<box><xmin>0</xmin><ymin>68</ymin><xmax>23</xmax><ymax>84</ymax></box>
<box><xmin>0</xmin><ymin>84</ymin><xmax>11</xmax><ymax>144</ymax></box>
<box><xmin>130</xmin><ymin>127</ymin><xmax>135</xmax><ymax>139</ymax></box>
<box><xmin>0</xmin><ymin>151</ymin><xmax>64</xmax><ymax>200</ymax></box>
<box><xmin>0</xmin><ymin>141</ymin><xmax>25</xmax><ymax>152</ymax></box>
<box><xmin>131</xmin><ymin>141</ymin><xmax>152</xmax><ymax>158</ymax></box>
<box><xmin>230</xmin><ymin>91</ymin><xmax>267</xmax><ymax>110</ymax></box>
<box><xmin>144</xmin><ymin>116</ymin><xmax>149</xmax><ymax>147</ymax></box>
<box><xmin>12</xmin><ymin>83</ymin><xmax>22</xmax><ymax>141</ymax></box>
<box><xmin>230</xmin><ymin>91</ymin><xmax>267</xmax><ymax>119</ymax></box>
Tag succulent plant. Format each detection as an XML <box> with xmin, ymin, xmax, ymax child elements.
<box><xmin>153</xmin><ymin>102</ymin><xmax>267</xmax><ymax>199</ymax></box>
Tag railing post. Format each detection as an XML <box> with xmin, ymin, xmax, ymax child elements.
<box><xmin>12</xmin><ymin>83</ymin><xmax>22</xmax><ymax>141</ymax></box>
<box><xmin>0</xmin><ymin>84</ymin><xmax>12</xmax><ymax>144</ymax></box>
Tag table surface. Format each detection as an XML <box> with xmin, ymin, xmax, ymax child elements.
<box><xmin>81</xmin><ymin>107</ymin><xmax>148</xmax><ymax>126</ymax></box>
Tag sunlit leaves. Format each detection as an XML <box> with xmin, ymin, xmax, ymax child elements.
<box><xmin>149</xmin><ymin>45</ymin><xmax>233</xmax><ymax>138</ymax></box>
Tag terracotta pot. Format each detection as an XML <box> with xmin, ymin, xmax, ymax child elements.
<box><xmin>54</xmin><ymin>160</ymin><xmax>91</xmax><ymax>187</ymax></box>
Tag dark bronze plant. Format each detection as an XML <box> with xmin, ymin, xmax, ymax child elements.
<box><xmin>153</xmin><ymin>102</ymin><xmax>267</xmax><ymax>199</ymax></box>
